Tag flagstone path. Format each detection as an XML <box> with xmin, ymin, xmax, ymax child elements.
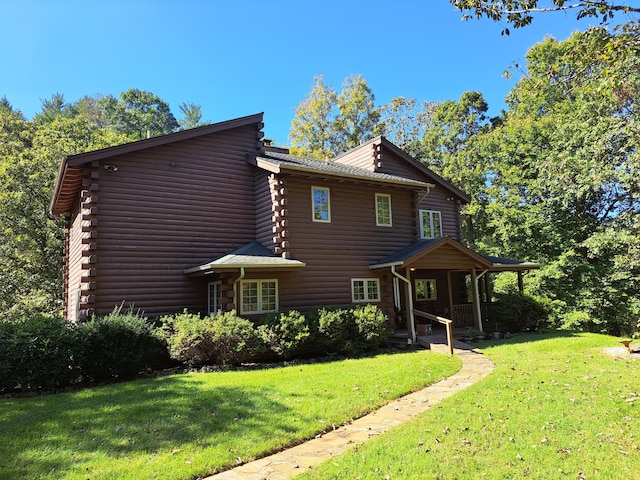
<box><xmin>205</xmin><ymin>336</ymin><xmax>495</xmax><ymax>480</ymax></box>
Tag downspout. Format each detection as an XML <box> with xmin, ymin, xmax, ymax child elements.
<box><xmin>391</xmin><ymin>265</ymin><xmax>416</xmax><ymax>344</ymax></box>
<box><xmin>474</xmin><ymin>269</ymin><xmax>488</xmax><ymax>332</ymax></box>
<box><xmin>232</xmin><ymin>267</ymin><xmax>245</xmax><ymax>312</ymax></box>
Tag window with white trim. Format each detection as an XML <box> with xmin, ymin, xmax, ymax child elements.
<box><xmin>312</xmin><ymin>186</ymin><xmax>331</xmax><ymax>222</ymax></box>
<box><xmin>351</xmin><ymin>278</ymin><xmax>381</xmax><ymax>303</ymax></box>
<box><xmin>375</xmin><ymin>193</ymin><xmax>392</xmax><ymax>227</ymax></box>
<box><xmin>240</xmin><ymin>279</ymin><xmax>278</xmax><ymax>314</ymax></box>
<box><xmin>415</xmin><ymin>279</ymin><xmax>437</xmax><ymax>301</ymax></box>
<box><xmin>208</xmin><ymin>281</ymin><xmax>222</xmax><ymax>314</ymax></box>
<box><xmin>419</xmin><ymin>209</ymin><xmax>442</xmax><ymax>238</ymax></box>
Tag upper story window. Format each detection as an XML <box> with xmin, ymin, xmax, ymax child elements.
<box><xmin>351</xmin><ymin>278</ymin><xmax>381</xmax><ymax>303</ymax></box>
<box><xmin>375</xmin><ymin>193</ymin><xmax>392</xmax><ymax>227</ymax></box>
<box><xmin>420</xmin><ymin>210</ymin><xmax>442</xmax><ymax>239</ymax></box>
<box><xmin>312</xmin><ymin>186</ymin><xmax>331</xmax><ymax>223</ymax></box>
<box><xmin>240</xmin><ymin>279</ymin><xmax>278</xmax><ymax>314</ymax></box>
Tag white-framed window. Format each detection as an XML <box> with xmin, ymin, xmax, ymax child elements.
<box><xmin>375</xmin><ymin>193</ymin><xmax>392</xmax><ymax>227</ymax></box>
<box><xmin>312</xmin><ymin>186</ymin><xmax>331</xmax><ymax>222</ymax></box>
<box><xmin>240</xmin><ymin>279</ymin><xmax>278</xmax><ymax>314</ymax></box>
<box><xmin>351</xmin><ymin>278</ymin><xmax>381</xmax><ymax>303</ymax></box>
<box><xmin>419</xmin><ymin>209</ymin><xmax>442</xmax><ymax>238</ymax></box>
<box><xmin>415</xmin><ymin>279</ymin><xmax>437</xmax><ymax>301</ymax></box>
<box><xmin>208</xmin><ymin>281</ymin><xmax>222</xmax><ymax>315</ymax></box>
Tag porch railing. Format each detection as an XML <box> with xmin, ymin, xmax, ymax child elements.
<box><xmin>452</xmin><ymin>304</ymin><xmax>474</xmax><ymax>328</ymax></box>
<box><xmin>414</xmin><ymin>309</ymin><xmax>454</xmax><ymax>355</ymax></box>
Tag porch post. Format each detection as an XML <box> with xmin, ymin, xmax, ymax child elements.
<box><xmin>471</xmin><ymin>268</ymin><xmax>482</xmax><ymax>332</ymax></box>
<box><xmin>517</xmin><ymin>271</ymin><xmax>524</xmax><ymax>294</ymax></box>
<box><xmin>446</xmin><ymin>271</ymin><xmax>454</xmax><ymax>321</ymax></box>
<box><xmin>405</xmin><ymin>268</ymin><xmax>416</xmax><ymax>343</ymax></box>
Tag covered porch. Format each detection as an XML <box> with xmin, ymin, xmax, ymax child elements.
<box><xmin>370</xmin><ymin>237</ymin><xmax>539</xmax><ymax>348</ymax></box>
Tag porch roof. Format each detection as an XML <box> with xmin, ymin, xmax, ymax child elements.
<box><xmin>369</xmin><ymin>237</ymin><xmax>493</xmax><ymax>271</ymax></box>
<box><xmin>184</xmin><ymin>241</ymin><xmax>306</xmax><ymax>276</ymax></box>
<box><xmin>482</xmin><ymin>255</ymin><xmax>540</xmax><ymax>271</ymax></box>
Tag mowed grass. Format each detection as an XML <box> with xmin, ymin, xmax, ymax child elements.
<box><xmin>299</xmin><ymin>332</ymin><xmax>640</xmax><ymax>479</ymax></box>
<box><xmin>0</xmin><ymin>350</ymin><xmax>460</xmax><ymax>480</ymax></box>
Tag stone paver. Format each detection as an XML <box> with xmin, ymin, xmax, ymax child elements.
<box><xmin>204</xmin><ymin>336</ymin><xmax>494</xmax><ymax>480</ymax></box>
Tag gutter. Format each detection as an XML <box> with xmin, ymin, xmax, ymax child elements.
<box><xmin>391</xmin><ymin>265</ymin><xmax>416</xmax><ymax>344</ymax></box>
<box><xmin>232</xmin><ymin>267</ymin><xmax>245</xmax><ymax>313</ymax></box>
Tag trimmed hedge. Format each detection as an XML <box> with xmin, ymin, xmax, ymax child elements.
<box><xmin>0</xmin><ymin>308</ymin><xmax>168</xmax><ymax>393</ymax></box>
<box><xmin>0</xmin><ymin>315</ymin><xmax>80</xmax><ymax>392</ymax></box>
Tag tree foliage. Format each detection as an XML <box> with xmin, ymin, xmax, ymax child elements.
<box><xmin>451</xmin><ymin>0</ymin><xmax>640</xmax><ymax>35</ymax></box>
<box><xmin>478</xmin><ymin>29</ymin><xmax>639</xmax><ymax>334</ymax></box>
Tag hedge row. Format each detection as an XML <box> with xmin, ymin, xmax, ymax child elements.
<box><xmin>0</xmin><ymin>307</ymin><xmax>167</xmax><ymax>393</ymax></box>
<box><xmin>160</xmin><ymin>304</ymin><xmax>391</xmax><ymax>366</ymax></box>
<box><xmin>0</xmin><ymin>304</ymin><xmax>391</xmax><ymax>393</ymax></box>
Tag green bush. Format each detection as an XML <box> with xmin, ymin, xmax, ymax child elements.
<box><xmin>351</xmin><ymin>304</ymin><xmax>391</xmax><ymax>350</ymax></box>
<box><xmin>259</xmin><ymin>310</ymin><xmax>310</xmax><ymax>359</ymax></box>
<box><xmin>0</xmin><ymin>315</ymin><xmax>80</xmax><ymax>392</ymax></box>
<box><xmin>79</xmin><ymin>306</ymin><xmax>166</xmax><ymax>382</ymax></box>
<box><xmin>489</xmin><ymin>293</ymin><xmax>549</xmax><ymax>333</ymax></box>
<box><xmin>316</xmin><ymin>307</ymin><xmax>355</xmax><ymax>354</ymax></box>
<box><xmin>160</xmin><ymin>310</ymin><xmax>263</xmax><ymax>366</ymax></box>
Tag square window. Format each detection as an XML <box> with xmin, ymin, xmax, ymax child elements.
<box><xmin>312</xmin><ymin>186</ymin><xmax>331</xmax><ymax>222</ymax></box>
<box><xmin>415</xmin><ymin>279</ymin><xmax>437</xmax><ymax>301</ymax></box>
<box><xmin>351</xmin><ymin>278</ymin><xmax>380</xmax><ymax>303</ymax></box>
<box><xmin>241</xmin><ymin>280</ymin><xmax>278</xmax><ymax>314</ymax></box>
<box><xmin>375</xmin><ymin>193</ymin><xmax>392</xmax><ymax>227</ymax></box>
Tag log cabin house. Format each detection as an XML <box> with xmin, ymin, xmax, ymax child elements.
<box><xmin>50</xmin><ymin>112</ymin><xmax>537</xmax><ymax>342</ymax></box>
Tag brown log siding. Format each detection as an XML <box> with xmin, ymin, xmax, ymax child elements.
<box><xmin>91</xmin><ymin>125</ymin><xmax>261</xmax><ymax>317</ymax></box>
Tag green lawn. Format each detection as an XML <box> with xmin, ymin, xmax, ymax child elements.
<box><xmin>0</xmin><ymin>350</ymin><xmax>460</xmax><ymax>480</ymax></box>
<box><xmin>299</xmin><ymin>332</ymin><xmax>640</xmax><ymax>479</ymax></box>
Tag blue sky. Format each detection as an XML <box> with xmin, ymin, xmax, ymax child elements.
<box><xmin>1</xmin><ymin>1</ymin><xmax>597</xmax><ymax>144</ymax></box>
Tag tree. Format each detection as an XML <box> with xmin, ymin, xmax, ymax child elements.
<box><xmin>451</xmin><ymin>0</ymin><xmax>640</xmax><ymax>35</ymax></box>
<box><xmin>178</xmin><ymin>102</ymin><xmax>207</xmax><ymax>129</ymax></box>
<box><xmin>418</xmin><ymin>91</ymin><xmax>493</xmax><ymax>248</ymax></box>
<box><xmin>377</xmin><ymin>96</ymin><xmax>437</xmax><ymax>158</ymax></box>
<box><xmin>33</xmin><ymin>93</ymin><xmax>75</xmax><ymax>124</ymax></box>
<box><xmin>0</xmin><ymin>114</ymin><xmax>127</xmax><ymax>320</ymax></box>
<box><xmin>334</xmin><ymin>75</ymin><xmax>380</xmax><ymax>153</ymax></box>
<box><xmin>477</xmin><ymin>30</ymin><xmax>639</xmax><ymax>335</ymax></box>
<box><xmin>289</xmin><ymin>75</ymin><xmax>338</xmax><ymax>159</ymax></box>
<box><xmin>98</xmin><ymin>89</ymin><xmax>179</xmax><ymax>139</ymax></box>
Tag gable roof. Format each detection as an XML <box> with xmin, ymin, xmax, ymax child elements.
<box><xmin>50</xmin><ymin>112</ymin><xmax>265</xmax><ymax>216</ymax></box>
<box><xmin>184</xmin><ymin>241</ymin><xmax>306</xmax><ymax>275</ymax></box>
<box><xmin>335</xmin><ymin>137</ymin><xmax>471</xmax><ymax>203</ymax></box>
<box><xmin>370</xmin><ymin>236</ymin><xmax>493</xmax><ymax>270</ymax></box>
<box><xmin>250</xmin><ymin>150</ymin><xmax>436</xmax><ymax>189</ymax></box>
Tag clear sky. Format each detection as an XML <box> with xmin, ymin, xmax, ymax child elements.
<box><xmin>1</xmin><ymin>1</ymin><xmax>598</xmax><ymax>145</ymax></box>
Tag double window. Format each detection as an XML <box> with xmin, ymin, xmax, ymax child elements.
<box><xmin>351</xmin><ymin>278</ymin><xmax>380</xmax><ymax>303</ymax></box>
<box><xmin>240</xmin><ymin>280</ymin><xmax>278</xmax><ymax>314</ymax></box>
<box><xmin>419</xmin><ymin>210</ymin><xmax>442</xmax><ymax>239</ymax></box>
<box><xmin>415</xmin><ymin>279</ymin><xmax>437</xmax><ymax>301</ymax></box>
<box><xmin>375</xmin><ymin>193</ymin><xmax>392</xmax><ymax>227</ymax></box>
<box><xmin>312</xmin><ymin>186</ymin><xmax>331</xmax><ymax>222</ymax></box>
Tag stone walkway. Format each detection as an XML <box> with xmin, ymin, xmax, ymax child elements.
<box><xmin>205</xmin><ymin>337</ymin><xmax>495</xmax><ymax>480</ymax></box>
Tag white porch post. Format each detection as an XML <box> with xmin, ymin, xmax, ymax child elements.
<box><xmin>391</xmin><ymin>266</ymin><xmax>416</xmax><ymax>343</ymax></box>
<box><xmin>472</xmin><ymin>269</ymin><xmax>489</xmax><ymax>333</ymax></box>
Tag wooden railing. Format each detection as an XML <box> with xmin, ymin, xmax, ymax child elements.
<box><xmin>414</xmin><ymin>309</ymin><xmax>454</xmax><ymax>355</ymax></box>
<box><xmin>452</xmin><ymin>304</ymin><xmax>474</xmax><ymax>327</ymax></box>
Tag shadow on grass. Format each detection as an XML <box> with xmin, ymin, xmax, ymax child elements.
<box><xmin>1</xmin><ymin>373</ymin><xmax>292</xmax><ymax>478</ymax></box>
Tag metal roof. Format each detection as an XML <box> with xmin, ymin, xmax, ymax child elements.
<box><xmin>251</xmin><ymin>151</ymin><xmax>436</xmax><ymax>189</ymax></box>
<box><xmin>184</xmin><ymin>241</ymin><xmax>306</xmax><ymax>275</ymax></box>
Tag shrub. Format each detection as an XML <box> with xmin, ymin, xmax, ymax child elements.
<box><xmin>79</xmin><ymin>306</ymin><xmax>166</xmax><ymax>382</ymax></box>
<box><xmin>489</xmin><ymin>293</ymin><xmax>549</xmax><ymax>333</ymax></box>
<box><xmin>161</xmin><ymin>310</ymin><xmax>263</xmax><ymax>366</ymax></box>
<box><xmin>316</xmin><ymin>307</ymin><xmax>355</xmax><ymax>354</ymax></box>
<box><xmin>0</xmin><ymin>315</ymin><xmax>80</xmax><ymax>392</ymax></box>
<box><xmin>259</xmin><ymin>310</ymin><xmax>310</xmax><ymax>359</ymax></box>
<box><xmin>351</xmin><ymin>304</ymin><xmax>391</xmax><ymax>350</ymax></box>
